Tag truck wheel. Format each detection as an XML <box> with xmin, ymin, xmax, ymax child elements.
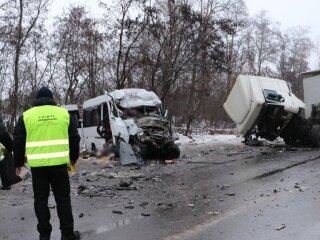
<box><xmin>311</xmin><ymin>125</ymin><xmax>320</xmax><ymax>147</ymax></box>
<box><xmin>167</xmin><ymin>143</ymin><xmax>180</xmax><ymax>159</ymax></box>
<box><xmin>244</xmin><ymin>135</ymin><xmax>262</xmax><ymax>146</ymax></box>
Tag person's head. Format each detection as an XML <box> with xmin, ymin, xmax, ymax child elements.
<box><xmin>36</xmin><ymin>87</ymin><xmax>53</xmax><ymax>100</ymax></box>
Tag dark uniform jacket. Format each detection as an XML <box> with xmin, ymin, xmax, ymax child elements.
<box><xmin>0</xmin><ymin>115</ymin><xmax>13</xmax><ymax>152</ymax></box>
<box><xmin>13</xmin><ymin>97</ymin><xmax>80</xmax><ymax>168</ymax></box>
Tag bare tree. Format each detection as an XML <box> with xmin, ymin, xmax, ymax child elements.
<box><xmin>101</xmin><ymin>0</ymin><xmax>150</xmax><ymax>89</ymax></box>
<box><xmin>80</xmin><ymin>18</ymin><xmax>105</xmax><ymax>98</ymax></box>
<box><xmin>182</xmin><ymin>0</ymin><xmax>229</xmax><ymax>134</ymax></box>
<box><xmin>19</xmin><ymin>25</ymin><xmax>51</xmax><ymax>109</ymax></box>
<box><xmin>276</xmin><ymin>27</ymin><xmax>313</xmax><ymax>97</ymax></box>
<box><xmin>51</xmin><ymin>7</ymin><xmax>89</xmax><ymax>104</ymax></box>
<box><xmin>250</xmin><ymin>11</ymin><xmax>280</xmax><ymax>76</ymax></box>
<box><xmin>220</xmin><ymin>0</ymin><xmax>248</xmax><ymax>94</ymax></box>
<box><xmin>9</xmin><ymin>0</ymin><xmax>49</xmax><ymax>129</ymax></box>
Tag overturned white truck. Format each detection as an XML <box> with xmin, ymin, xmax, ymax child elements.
<box><xmin>223</xmin><ymin>74</ymin><xmax>320</xmax><ymax>146</ymax></box>
<box><xmin>81</xmin><ymin>89</ymin><xmax>180</xmax><ymax>163</ymax></box>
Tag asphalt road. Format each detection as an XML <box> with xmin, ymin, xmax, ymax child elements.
<box><xmin>2</xmin><ymin>139</ymin><xmax>320</xmax><ymax>240</ymax></box>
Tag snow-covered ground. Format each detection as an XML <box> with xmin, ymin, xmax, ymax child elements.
<box><xmin>175</xmin><ymin>133</ymin><xmax>242</xmax><ymax>146</ymax></box>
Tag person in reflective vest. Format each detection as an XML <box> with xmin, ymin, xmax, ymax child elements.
<box><xmin>13</xmin><ymin>87</ymin><xmax>81</xmax><ymax>240</ymax></box>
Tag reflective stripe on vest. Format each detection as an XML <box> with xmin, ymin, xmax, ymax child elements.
<box><xmin>23</xmin><ymin>105</ymin><xmax>70</xmax><ymax>167</ymax></box>
<box><xmin>26</xmin><ymin>139</ymin><xmax>69</xmax><ymax>148</ymax></box>
<box><xmin>27</xmin><ymin>151</ymin><xmax>69</xmax><ymax>160</ymax></box>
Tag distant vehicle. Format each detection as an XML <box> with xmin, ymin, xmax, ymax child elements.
<box><xmin>223</xmin><ymin>75</ymin><xmax>320</xmax><ymax>146</ymax></box>
<box><xmin>302</xmin><ymin>70</ymin><xmax>320</xmax><ymax>119</ymax></box>
<box><xmin>81</xmin><ymin>89</ymin><xmax>180</xmax><ymax>162</ymax></box>
<box><xmin>61</xmin><ymin>104</ymin><xmax>84</xmax><ymax>148</ymax></box>
<box><xmin>61</xmin><ymin>104</ymin><xmax>81</xmax><ymax>128</ymax></box>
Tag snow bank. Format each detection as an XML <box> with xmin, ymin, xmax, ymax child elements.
<box><xmin>175</xmin><ymin>133</ymin><xmax>242</xmax><ymax>146</ymax></box>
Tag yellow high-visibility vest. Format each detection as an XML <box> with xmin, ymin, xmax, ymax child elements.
<box><xmin>23</xmin><ymin>105</ymin><xmax>70</xmax><ymax>167</ymax></box>
<box><xmin>0</xmin><ymin>143</ymin><xmax>6</xmax><ymax>161</ymax></box>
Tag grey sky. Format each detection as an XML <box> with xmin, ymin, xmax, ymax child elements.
<box><xmin>48</xmin><ymin>0</ymin><xmax>102</xmax><ymax>22</ymax></box>
<box><xmin>245</xmin><ymin>0</ymin><xmax>320</xmax><ymax>39</ymax></box>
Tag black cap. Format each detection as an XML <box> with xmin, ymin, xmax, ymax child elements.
<box><xmin>36</xmin><ymin>87</ymin><xmax>53</xmax><ymax>99</ymax></box>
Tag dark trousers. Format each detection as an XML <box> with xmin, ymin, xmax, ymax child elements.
<box><xmin>31</xmin><ymin>164</ymin><xmax>74</xmax><ymax>238</ymax></box>
<box><xmin>0</xmin><ymin>154</ymin><xmax>21</xmax><ymax>187</ymax></box>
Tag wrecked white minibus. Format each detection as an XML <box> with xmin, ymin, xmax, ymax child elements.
<box><xmin>79</xmin><ymin>89</ymin><xmax>180</xmax><ymax>163</ymax></box>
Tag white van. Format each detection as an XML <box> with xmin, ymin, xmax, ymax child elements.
<box><xmin>78</xmin><ymin>89</ymin><xmax>180</xmax><ymax>160</ymax></box>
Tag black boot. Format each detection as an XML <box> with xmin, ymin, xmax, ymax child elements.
<box><xmin>39</xmin><ymin>235</ymin><xmax>50</xmax><ymax>240</ymax></box>
<box><xmin>61</xmin><ymin>231</ymin><xmax>80</xmax><ymax>240</ymax></box>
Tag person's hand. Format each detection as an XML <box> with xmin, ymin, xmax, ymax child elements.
<box><xmin>70</xmin><ymin>160</ymin><xmax>76</xmax><ymax>166</ymax></box>
<box><xmin>16</xmin><ymin>167</ymin><xmax>21</xmax><ymax>176</ymax></box>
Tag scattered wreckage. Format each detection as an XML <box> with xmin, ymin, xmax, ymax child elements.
<box><xmin>223</xmin><ymin>74</ymin><xmax>320</xmax><ymax>147</ymax></box>
<box><xmin>70</xmin><ymin>89</ymin><xmax>180</xmax><ymax>165</ymax></box>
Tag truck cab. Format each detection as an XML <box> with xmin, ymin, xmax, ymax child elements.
<box><xmin>223</xmin><ymin>75</ymin><xmax>312</xmax><ymax>145</ymax></box>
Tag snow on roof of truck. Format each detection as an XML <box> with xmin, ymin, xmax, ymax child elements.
<box><xmin>109</xmin><ymin>89</ymin><xmax>162</xmax><ymax>108</ymax></box>
<box><xmin>83</xmin><ymin>94</ymin><xmax>111</xmax><ymax>110</ymax></box>
<box><xmin>301</xmin><ymin>70</ymin><xmax>320</xmax><ymax>79</ymax></box>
